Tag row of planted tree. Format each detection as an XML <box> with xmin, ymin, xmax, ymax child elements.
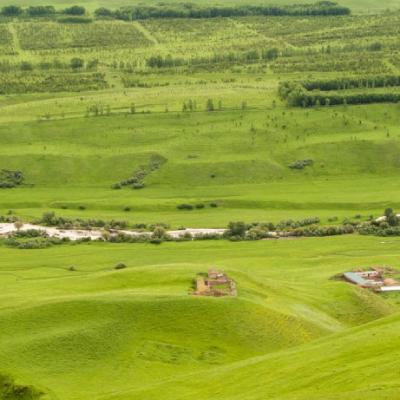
<box><xmin>279</xmin><ymin>75</ymin><xmax>400</xmax><ymax>107</ymax></box>
<box><xmin>0</xmin><ymin>2</ymin><xmax>350</xmax><ymax>20</ymax></box>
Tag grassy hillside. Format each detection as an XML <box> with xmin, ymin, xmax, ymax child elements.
<box><xmin>1</xmin><ymin>11</ymin><xmax>400</xmax><ymax>226</ymax></box>
<box><xmin>1</xmin><ymin>4</ymin><xmax>400</xmax><ymax>400</ymax></box>
<box><xmin>1</xmin><ymin>235</ymin><xmax>399</xmax><ymax>399</ymax></box>
<box><xmin>1</xmin><ymin>98</ymin><xmax>400</xmax><ymax>227</ymax></box>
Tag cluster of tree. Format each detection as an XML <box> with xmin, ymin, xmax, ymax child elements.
<box><xmin>86</xmin><ymin>103</ymin><xmax>112</xmax><ymax>117</ymax></box>
<box><xmin>0</xmin><ymin>4</ymin><xmax>86</xmax><ymax>17</ymax></box>
<box><xmin>0</xmin><ymin>58</ymin><xmax>98</xmax><ymax>73</ymax></box>
<box><xmin>301</xmin><ymin>75</ymin><xmax>400</xmax><ymax>91</ymax></box>
<box><xmin>146</xmin><ymin>48</ymin><xmax>279</xmax><ymax>69</ymax></box>
<box><xmin>0</xmin><ymin>72</ymin><xmax>107</xmax><ymax>95</ymax></box>
<box><xmin>0</xmin><ymin>169</ymin><xmax>24</xmax><ymax>188</ymax></box>
<box><xmin>94</xmin><ymin>2</ymin><xmax>350</xmax><ymax>20</ymax></box>
<box><xmin>224</xmin><ymin>220</ymin><xmax>354</xmax><ymax>241</ymax></box>
<box><xmin>358</xmin><ymin>208</ymin><xmax>400</xmax><ymax>236</ymax></box>
<box><xmin>279</xmin><ymin>80</ymin><xmax>400</xmax><ymax>107</ymax></box>
<box><xmin>112</xmin><ymin>154</ymin><xmax>167</xmax><ymax>190</ymax></box>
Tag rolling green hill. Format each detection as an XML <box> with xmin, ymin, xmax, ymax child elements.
<box><xmin>1</xmin><ymin>236</ymin><xmax>400</xmax><ymax>399</ymax></box>
<box><xmin>1</xmin><ymin>3</ymin><xmax>400</xmax><ymax>399</ymax></box>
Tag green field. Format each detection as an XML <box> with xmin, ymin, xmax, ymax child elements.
<box><xmin>1</xmin><ymin>1</ymin><xmax>400</xmax><ymax>399</ymax></box>
<box><xmin>1</xmin><ymin>236</ymin><xmax>400</xmax><ymax>399</ymax></box>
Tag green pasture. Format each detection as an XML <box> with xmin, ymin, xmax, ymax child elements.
<box><xmin>1</xmin><ymin>235</ymin><xmax>400</xmax><ymax>399</ymax></box>
<box><xmin>0</xmin><ymin>4</ymin><xmax>400</xmax><ymax>400</ymax></box>
<box><xmin>1</xmin><ymin>95</ymin><xmax>400</xmax><ymax>226</ymax></box>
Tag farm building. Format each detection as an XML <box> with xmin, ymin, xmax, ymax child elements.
<box><xmin>193</xmin><ymin>269</ymin><xmax>237</xmax><ymax>297</ymax></box>
<box><xmin>344</xmin><ymin>268</ymin><xmax>400</xmax><ymax>292</ymax></box>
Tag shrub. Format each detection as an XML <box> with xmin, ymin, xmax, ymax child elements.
<box><xmin>177</xmin><ymin>203</ymin><xmax>194</xmax><ymax>210</ymax></box>
<box><xmin>27</xmin><ymin>6</ymin><xmax>55</xmax><ymax>16</ymax></box>
<box><xmin>63</xmin><ymin>5</ymin><xmax>86</xmax><ymax>15</ymax></box>
<box><xmin>94</xmin><ymin>7</ymin><xmax>113</xmax><ymax>17</ymax></box>
<box><xmin>289</xmin><ymin>159</ymin><xmax>313</xmax><ymax>170</ymax></box>
<box><xmin>132</xmin><ymin>182</ymin><xmax>145</xmax><ymax>189</ymax></box>
<box><xmin>1</xmin><ymin>5</ymin><xmax>22</xmax><ymax>16</ymax></box>
<box><xmin>70</xmin><ymin>58</ymin><xmax>84</xmax><ymax>70</ymax></box>
<box><xmin>114</xmin><ymin>262</ymin><xmax>127</xmax><ymax>270</ymax></box>
<box><xmin>226</xmin><ymin>221</ymin><xmax>247</xmax><ymax>238</ymax></box>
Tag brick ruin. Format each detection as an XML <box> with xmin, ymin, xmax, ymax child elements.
<box><xmin>193</xmin><ymin>269</ymin><xmax>237</xmax><ymax>297</ymax></box>
<box><xmin>343</xmin><ymin>266</ymin><xmax>400</xmax><ymax>292</ymax></box>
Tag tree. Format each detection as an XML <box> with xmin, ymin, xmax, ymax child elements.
<box><xmin>94</xmin><ymin>7</ymin><xmax>113</xmax><ymax>17</ymax></box>
<box><xmin>1</xmin><ymin>5</ymin><xmax>22</xmax><ymax>16</ymax></box>
<box><xmin>384</xmin><ymin>208</ymin><xmax>394</xmax><ymax>218</ymax></box>
<box><xmin>20</xmin><ymin>61</ymin><xmax>33</xmax><ymax>71</ymax></box>
<box><xmin>27</xmin><ymin>6</ymin><xmax>55</xmax><ymax>16</ymax></box>
<box><xmin>206</xmin><ymin>99</ymin><xmax>214</xmax><ymax>112</ymax></box>
<box><xmin>63</xmin><ymin>5</ymin><xmax>86</xmax><ymax>15</ymax></box>
<box><xmin>70</xmin><ymin>57</ymin><xmax>84</xmax><ymax>70</ymax></box>
<box><xmin>227</xmin><ymin>221</ymin><xmax>247</xmax><ymax>237</ymax></box>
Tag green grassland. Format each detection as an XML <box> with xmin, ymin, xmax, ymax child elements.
<box><xmin>1</xmin><ymin>11</ymin><xmax>400</xmax><ymax>226</ymax></box>
<box><xmin>2</xmin><ymin>2</ymin><xmax>400</xmax><ymax>399</ymax></box>
<box><xmin>1</xmin><ymin>235</ymin><xmax>400</xmax><ymax>400</ymax></box>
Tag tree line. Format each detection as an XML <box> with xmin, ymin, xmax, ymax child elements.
<box><xmin>0</xmin><ymin>4</ymin><xmax>86</xmax><ymax>17</ymax></box>
<box><xmin>95</xmin><ymin>2</ymin><xmax>350</xmax><ymax>20</ymax></box>
<box><xmin>279</xmin><ymin>76</ymin><xmax>400</xmax><ymax>107</ymax></box>
<box><xmin>145</xmin><ymin>48</ymin><xmax>279</xmax><ymax>68</ymax></box>
<box><xmin>0</xmin><ymin>2</ymin><xmax>350</xmax><ymax>20</ymax></box>
<box><xmin>301</xmin><ymin>75</ymin><xmax>400</xmax><ymax>91</ymax></box>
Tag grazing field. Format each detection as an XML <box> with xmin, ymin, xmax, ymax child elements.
<box><xmin>1</xmin><ymin>236</ymin><xmax>400</xmax><ymax>400</ymax></box>
<box><xmin>1</xmin><ymin>1</ymin><xmax>400</xmax><ymax>399</ymax></box>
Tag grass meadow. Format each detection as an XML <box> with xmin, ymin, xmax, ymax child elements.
<box><xmin>1</xmin><ymin>235</ymin><xmax>400</xmax><ymax>399</ymax></box>
<box><xmin>1</xmin><ymin>1</ymin><xmax>400</xmax><ymax>399</ymax></box>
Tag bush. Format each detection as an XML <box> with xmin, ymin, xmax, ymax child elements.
<box><xmin>70</xmin><ymin>58</ymin><xmax>84</xmax><ymax>70</ymax></box>
<box><xmin>94</xmin><ymin>7</ymin><xmax>113</xmax><ymax>17</ymax></box>
<box><xmin>63</xmin><ymin>5</ymin><xmax>86</xmax><ymax>15</ymax></box>
<box><xmin>27</xmin><ymin>6</ymin><xmax>55</xmax><ymax>16</ymax></box>
<box><xmin>114</xmin><ymin>262</ymin><xmax>127</xmax><ymax>270</ymax></box>
<box><xmin>132</xmin><ymin>182</ymin><xmax>145</xmax><ymax>189</ymax></box>
<box><xmin>1</xmin><ymin>5</ymin><xmax>22</xmax><ymax>16</ymax></box>
<box><xmin>289</xmin><ymin>160</ymin><xmax>313</xmax><ymax>170</ymax></box>
<box><xmin>177</xmin><ymin>203</ymin><xmax>194</xmax><ymax>210</ymax></box>
<box><xmin>226</xmin><ymin>221</ymin><xmax>248</xmax><ymax>238</ymax></box>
